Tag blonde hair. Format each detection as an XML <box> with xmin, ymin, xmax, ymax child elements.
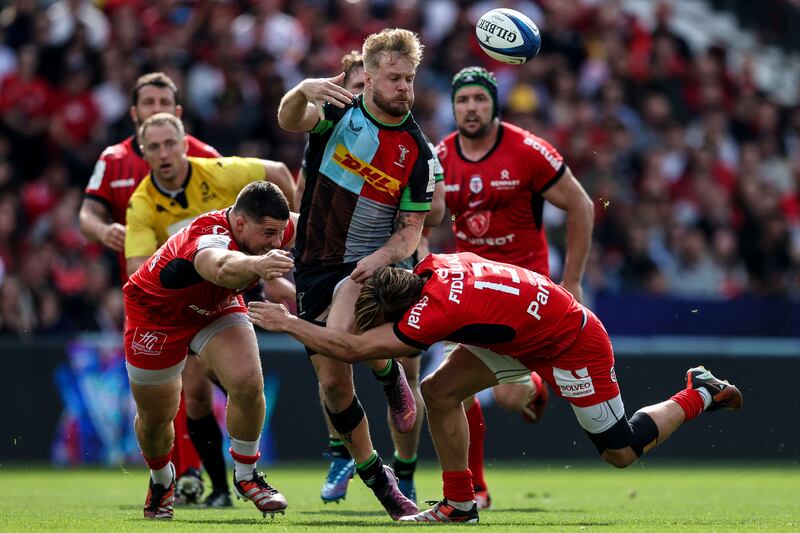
<box><xmin>354</xmin><ymin>266</ymin><xmax>425</xmax><ymax>332</ymax></box>
<box><xmin>362</xmin><ymin>28</ymin><xmax>424</xmax><ymax>72</ymax></box>
<box><xmin>139</xmin><ymin>112</ymin><xmax>185</xmax><ymax>142</ymax></box>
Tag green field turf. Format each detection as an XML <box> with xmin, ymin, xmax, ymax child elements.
<box><xmin>0</xmin><ymin>462</ymin><xmax>797</xmax><ymax>531</ymax></box>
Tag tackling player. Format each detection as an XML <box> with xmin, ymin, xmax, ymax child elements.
<box><xmin>437</xmin><ymin>67</ymin><xmax>595</xmax><ymax>507</ymax></box>
<box><xmin>125</xmin><ymin>112</ymin><xmax>296</xmax><ymax>506</ymax></box>
<box><xmin>125</xmin><ymin>181</ymin><xmax>297</xmax><ymax>520</ymax></box>
<box><xmin>77</xmin><ymin>72</ymin><xmax>220</xmax><ymax>505</ymax></box>
<box><xmin>248</xmin><ymin>253</ymin><xmax>743</xmax><ymax>524</ymax></box>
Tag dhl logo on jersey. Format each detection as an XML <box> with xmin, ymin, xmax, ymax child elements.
<box><xmin>333</xmin><ymin>144</ymin><xmax>402</xmax><ymax>196</ymax></box>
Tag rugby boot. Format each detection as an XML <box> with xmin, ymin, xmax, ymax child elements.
<box><xmin>175</xmin><ymin>467</ymin><xmax>204</xmax><ymax>505</ymax></box>
<box><xmin>144</xmin><ymin>471</ymin><xmax>175</xmax><ymax>520</ymax></box>
<box><xmin>686</xmin><ymin>366</ymin><xmax>743</xmax><ymax>411</ymax></box>
<box><xmin>521</xmin><ymin>371</ymin><xmax>549</xmax><ymax>423</ymax></box>
<box><xmin>399</xmin><ymin>499</ymin><xmax>479</xmax><ymax>524</ymax></box>
<box><xmin>383</xmin><ymin>362</ymin><xmax>417</xmax><ymax>433</ymax></box>
<box><xmin>320</xmin><ymin>453</ymin><xmax>355</xmax><ymax>503</ymax></box>
<box><xmin>474</xmin><ymin>489</ymin><xmax>492</xmax><ymax>510</ymax></box>
<box><xmin>372</xmin><ymin>466</ymin><xmax>418</xmax><ymax>520</ymax></box>
<box><xmin>203</xmin><ymin>488</ymin><xmax>233</xmax><ymax>508</ymax></box>
<box><xmin>233</xmin><ymin>470</ymin><xmax>288</xmax><ymax>517</ymax></box>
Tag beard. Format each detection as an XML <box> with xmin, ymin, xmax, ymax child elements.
<box><xmin>457</xmin><ymin>115</ymin><xmax>493</xmax><ymax>139</ymax></box>
<box><xmin>372</xmin><ymin>88</ymin><xmax>413</xmax><ymax>117</ymax></box>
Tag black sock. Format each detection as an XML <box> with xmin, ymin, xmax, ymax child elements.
<box><xmin>392</xmin><ymin>453</ymin><xmax>417</xmax><ymax>481</ymax></box>
<box><xmin>328</xmin><ymin>437</ymin><xmax>352</xmax><ymax>459</ymax></box>
<box><xmin>356</xmin><ymin>451</ymin><xmax>387</xmax><ymax>490</ymax></box>
<box><xmin>373</xmin><ymin>359</ymin><xmax>399</xmax><ymax>385</ymax></box>
<box><xmin>187</xmin><ymin>412</ymin><xmax>229</xmax><ymax>492</ymax></box>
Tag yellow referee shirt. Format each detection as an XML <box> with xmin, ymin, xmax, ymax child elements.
<box><xmin>125</xmin><ymin>156</ymin><xmax>266</xmax><ymax>259</ymax></box>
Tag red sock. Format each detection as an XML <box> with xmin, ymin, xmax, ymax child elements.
<box><xmin>465</xmin><ymin>397</ymin><xmax>488</xmax><ymax>491</ymax></box>
<box><xmin>670</xmin><ymin>388</ymin><xmax>705</xmax><ymax>420</ymax></box>
<box><xmin>143</xmin><ymin>448</ymin><xmax>173</xmax><ymax>471</ymax></box>
<box><xmin>173</xmin><ymin>392</ymin><xmax>201</xmax><ymax>475</ymax></box>
<box><xmin>443</xmin><ymin>470</ymin><xmax>474</xmax><ymax>503</ymax></box>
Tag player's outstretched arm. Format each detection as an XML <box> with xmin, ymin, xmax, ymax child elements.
<box><xmin>277</xmin><ymin>73</ymin><xmax>353</xmax><ymax>132</ymax></box>
<box><xmin>247</xmin><ymin>301</ymin><xmax>418</xmax><ymax>362</ymax></box>
<box><xmin>195</xmin><ymin>248</ymin><xmax>294</xmax><ymax>289</ymax></box>
<box><xmin>79</xmin><ymin>198</ymin><xmax>125</xmax><ymax>251</ymax></box>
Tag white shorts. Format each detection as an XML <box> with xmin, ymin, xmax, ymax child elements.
<box><xmin>126</xmin><ymin>312</ymin><xmax>253</xmax><ymax>386</ymax></box>
<box><xmin>446</xmin><ymin>342</ymin><xmax>532</xmax><ymax>385</ymax></box>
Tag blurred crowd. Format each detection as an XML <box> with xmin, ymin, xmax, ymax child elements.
<box><xmin>1</xmin><ymin>0</ymin><xmax>799</xmax><ymax>337</ymax></box>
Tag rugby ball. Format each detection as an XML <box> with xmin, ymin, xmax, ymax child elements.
<box><xmin>475</xmin><ymin>8</ymin><xmax>541</xmax><ymax>64</ymax></box>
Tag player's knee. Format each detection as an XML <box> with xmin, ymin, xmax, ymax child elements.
<box><xmin>227</xmin><ymin>372</ymin><xmax>264</xmax><ymax>403</ymax></box>
<box><xmin>318</xmin><ymin>373</ymin><xmax>354</xmax><ymax>407</ymax></box>
<box><xmin>601</xmin><ymin>448</ymin><xmax>638</xmax><ymax>468</ymax></box>
<box><xmin>136</xmin><ymin>407</ymin><xmax>174</xmax><ymax>432</ymax></box>
<box><xmin>185</xmin><ymin>392</ymin><xmax>212</xmax><ymax>419</ymax></box>
<box><xmin>421</xmin><ymin>374</ymin><xmax>457</xmax><ymax>407</ymax></box>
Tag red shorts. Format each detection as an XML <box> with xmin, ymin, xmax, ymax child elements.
<box><xmin>124</xmin><ymin>303</ymin><xmax>247</xmax><ymax>371</ymax></box>
<box><xmin>528</xmin><ymin>309</ymin><xmax>619</xmax><ymax>408</ymax></box>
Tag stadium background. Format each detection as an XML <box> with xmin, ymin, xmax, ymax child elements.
<box><xmin>0</xmin><ymin>0</ymin><xmax>798</xmax><ymax>466</ymax></box>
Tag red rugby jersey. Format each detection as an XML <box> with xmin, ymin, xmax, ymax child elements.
<box><xmin>437</xmin><ymin>122</ymin><xmax>565</xmax><ymax>275</ymax></box>
<box><xmin>123</xmin><ymin>209</ymin><xmax>294</xmax><ymax>327</ymax></box>
<box><xmin>393</xmin><ymin>253</ymin><xmax>585</xmax><ymax>364</ymax></box>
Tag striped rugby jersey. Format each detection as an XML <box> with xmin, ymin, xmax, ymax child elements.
<box><xmin>296</xmin><ymin>95</ymin><xmax>441</xmax><ymax>265</ymax></box>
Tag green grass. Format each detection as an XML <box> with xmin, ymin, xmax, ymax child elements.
<box><xmin>0</xmin><ymin>462</ymin><xmax>798</xmax><ymax>531</ymax></box>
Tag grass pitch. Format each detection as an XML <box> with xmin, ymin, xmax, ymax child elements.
<box><xmin>0</xmin><ymin>462</ymin><xmax>797</xmax><ymax>531</ymax></box>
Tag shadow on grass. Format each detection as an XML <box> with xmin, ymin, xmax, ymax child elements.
<box><xmin>495</xmin><ymin>507</ymin><xmax>584</xmax><ymax>513</ymax></box>
<box><xmin>298</xmin><ymin>510</ymin><xmax>388</xmax><ymax>517</ymax></box>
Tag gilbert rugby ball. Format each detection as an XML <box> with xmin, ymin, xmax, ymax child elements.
<box><xmin>476</xmin><ymin>8</ymin><xmax>541</xmax><ymax>64</ymax></box>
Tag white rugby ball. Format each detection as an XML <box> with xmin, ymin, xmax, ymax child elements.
<box><xmin>475</xmin><ymin>8</ymin><xmax>541</xmax><ymax>64</ymax></box>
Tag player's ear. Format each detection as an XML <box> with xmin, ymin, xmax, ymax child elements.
<box><xmin>175</xmin><ymin>105</ymin><xmax>183</xmax><ymax>119</ymax></box>
<box><xmin>129</xmin><ymin>106</ymin><xmax>138</xmax><ymax>126</ymax></box>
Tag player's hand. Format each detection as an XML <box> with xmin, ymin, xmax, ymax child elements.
<box><xmin>299</xmin><ymin>73</ymin><xmax>354</xmax><ymax>110</ymax></box>
<box><xmin>247</xmin><ymin>301</ymin><xmax>292</xmax><ymax>332</ymax></box>
<box><xmin>255</xmin><ymin>249</ymin><xmax>294</xmax><ymax>280</ymax></box>
<box><xmin>350</xmin><ymin>251</ymin><xmax>390</xmax><ymax>283</ymax></box>
<box><xmin>561</xmin><ymin>280</ymin><xmax>584</xmax><ymax>303</ymax></box>
<box><xmin>101</xmin><ymin>223</ymin><xmax>126</xmax><ymax>252</ymax></box>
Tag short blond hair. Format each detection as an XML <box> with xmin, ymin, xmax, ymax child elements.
<box><xmin>362</xmin><ymin>28</ymin><xmax>424</xmax><ymax>72</ymax></box>
<box><xmin>139</xmin><ymin>112</ymin><xmax>185</xmax><ymax>142</ymax></box>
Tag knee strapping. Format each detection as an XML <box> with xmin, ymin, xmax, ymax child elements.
<box><xmin>326</xmin><ymin>395</ymin><xmax>365</xmax><ymax>435</ymax></box>
<box><xmin>629</xmin><ymin>411</ymin><xmax>659</xmax><ymax>457</ymax></box>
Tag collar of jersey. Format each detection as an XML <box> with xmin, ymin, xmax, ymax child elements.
<box><xmin>359</xmin><ymin>94</ymin><xmax>411</xmax><ymax>130</ymax></box>
<box><xmin>455</xmin><ymin>122</ymin><xmax>505</xmax><ymax>164</ymax></box>
<box><xmin>151</xmin><ymin>160</ymin><xmax>193</xmax><ymax>204</ymax></box>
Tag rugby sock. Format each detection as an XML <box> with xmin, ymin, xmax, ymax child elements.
<box><xmin>230</xmin><ymin>437</ymin><xmax>260</xmax><ymax>481</ymax></box>
<box><xmin>173</xmin><ymin>395</ymin><xmax>201</xmax><ymax>476</ymax></box>
<box><xmin>670</xmin><ymin>389</ymin><xmax>705</xmax><ymax>420</ymax></box>
<box><xmin>187</xmin><ymin>412</ymin><xmax>229</xmax><ymax>491</ymax></box>
<box><xmin>392</xmin><ymin>452</ymin><xmax>417</xmax><ymax>480</ymax></box>
<box><xmin>144</xmin><ymin>450</ymin><xmax>174</xmax><ymax>486</ymax></box>
<box><xmin>373</xmin><ymin>358</ymin><xmax>398</xmax><ymax>382</ymax></box>
<box><xmin>443</xmin><ymin>470</ymin><xmax>475</xmax><ymax>509</ymax></box>
<box><xmin>356</xmin><ymin>450</ymin><xmax>387</xmax><ymax>490</ymax></box>
<box><xmin>465</xmin><ymin>397</ymin><xmax>488</xmax><ymax>491</ymax></box>
<box><xmin>328</xmin><ymin>437</ymin><xmax>352</xmax><ymax>459</ymax></box>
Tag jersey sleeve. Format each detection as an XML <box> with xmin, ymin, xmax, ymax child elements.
<box><xmin>219</xmin><ymin>157</ymin><xmax>268</xmax><ymax>196</ymax></box>
<box><xmin>393</xmin><ymin>290</ymin><xmax>452</xmax><ymax>350</ymax></box>
<box><xmin>309</xmin><ymin>99</ymin><xmax>352</xmax><ymax>135</ymax></box>
<box><xmin>523</xmin><ymin>134</ymin><xmax>566</xmax><ymax>193</ymax></box>
<box><xmin>399</xmin><ymin>134</ymin><xmax>439</xmax><ymax>212</ymax></box>
<box><xmin>83</xmin><ymin>150</ymin><xmax>115</xmax><ymax>208</ymax></box>
<box><xmin>125</xmin><ymin>191</ymin><xmax>158</xmax><ymax>259</ymax></box>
